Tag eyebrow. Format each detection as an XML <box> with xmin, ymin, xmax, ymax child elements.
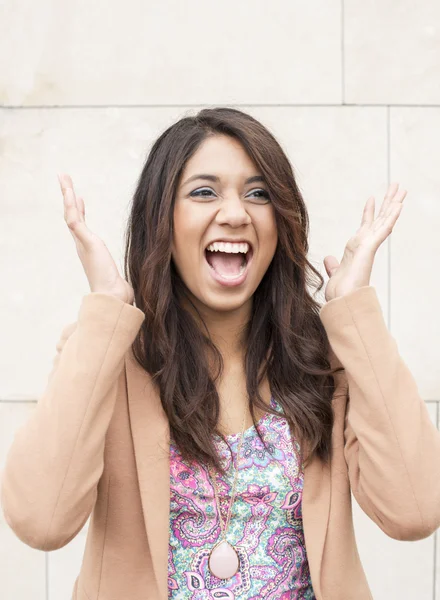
<box><xmin>182</xmin><ymin>174</ymin><xmax>266</xmax><ymax>186</ymax></box>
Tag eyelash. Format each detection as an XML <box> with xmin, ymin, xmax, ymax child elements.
<box><xmin>190</xmin><ymin>187</ymin><xmax>270</xmax><ymax>201</ymax></box>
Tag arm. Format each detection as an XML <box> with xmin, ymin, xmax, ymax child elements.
<box><xmin>1</xmin><ymin>293</ymin><xmax>145</xmax><ymax>551</ymax></box>
<box><xmin>319</xmin><ymin>285</ymin><xmax>440</xmax><ymax>541</ymax></box>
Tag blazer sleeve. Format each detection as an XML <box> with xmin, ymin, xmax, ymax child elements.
<box><xmin>1</xmin><ymin>293</ymin><xmax>145</xmax><ymax>551</ymax></box>
<box><xmin>319</xmin><ymin>285</ymin><xmax>440</xmax><ymax>541</ymax></box>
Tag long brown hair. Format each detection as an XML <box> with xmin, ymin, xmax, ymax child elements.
<box><xmin>123</xmin><ymin>107</ymin><xmax>344</xmax><ymax>475</ymax></box>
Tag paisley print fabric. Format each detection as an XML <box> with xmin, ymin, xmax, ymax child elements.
<box><xmin>168</xmin><ymin>397</ymin><xmax>316</xmax><ymax>599</ymax></box>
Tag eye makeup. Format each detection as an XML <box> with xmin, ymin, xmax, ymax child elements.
<box><xmin>190</xmin><ymin>187</ymin><xmax>270</xmax><ymax>201</ymax></box>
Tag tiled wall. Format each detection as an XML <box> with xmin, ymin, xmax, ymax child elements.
<box><xmin>1</xmin><ymin>1</ymin><xmax>439</xmax><ymax>598</ymax></box>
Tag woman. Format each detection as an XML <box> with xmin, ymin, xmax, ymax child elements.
<box><xmin>2</xmin><ymin>107</ymin><xmax>440</xmax><ymax>600</ymax></box>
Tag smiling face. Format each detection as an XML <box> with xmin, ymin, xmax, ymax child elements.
<box><xmin>171</xmin><ymin>134</ymin><xmax>278</xmax><ymax>320</ymax></box>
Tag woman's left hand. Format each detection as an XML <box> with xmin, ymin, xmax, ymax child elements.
<box><xmin>323</xmin><ymin>182</ymin><xmax>407</xmax><ymax>303</ymax></box>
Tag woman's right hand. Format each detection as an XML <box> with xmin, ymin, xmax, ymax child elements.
<box><xmin>58</xmin><ymin>173</ymin><xmax>135</xmax><ymax>306</ymax></box>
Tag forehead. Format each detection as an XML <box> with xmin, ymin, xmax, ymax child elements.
<box><xmin>181</xmin><ymin>135</ymin><xmax>258</xmax><ymax>179</ymax></box>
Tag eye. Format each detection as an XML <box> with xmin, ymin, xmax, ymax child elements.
<box><xmin>190</xmin><ymin>187</ymin><xmax>270</xmax><ymax>202</ymax></box>
<box><xmin>247</xmin><ymin>189</ymin><xmax>270</xmax><ymax>202</ymax></box>
<box><xmin>190</xmin><ymin>187</ymin><xmax>216</xmax><ymax>198</ymax></box>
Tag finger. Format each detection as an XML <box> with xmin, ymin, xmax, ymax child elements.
<box><xmin>65</xmin><ymin>205</ymin><xmax>91</xmax><ymax>242</ymax></box>
<box><xmin>58</xmin><ymin>174</ymin><xmax>86</xmax><ymax>225</ymax></box>
<box><xmin>324</xmin><ymin>255</ymin><xmax>339</xmax><ymax>277</ymax></box>
<box><xmin>58</xmin><ymin>173</ymin><xmax>75</xmax><ymax>196</ymax></box>
<box><xmin>58</xmin><ymin>173</ymin><xmax>75</xmax><ymax>208</ymax></box>
<box><xmin>59</xmin><ymin>174</ymin><xmax>90</xmax><ymax>242</ymax></box>
<box><xmin>76</xmin><ymin>195</ymin><xmax>86</xmax><ymax>219</ymax></box>
<box><xmin>385</xmin><ymin>182</ymin><xmax>400</xmax><ymax>199</ymax></box>
<box><xmin>387</xmin><ymin>201</ymin><xmax>404</xmax><ymax>230</ymax></box>
<box><xmin>360</xmin><ymin>196</ymin><xmax>375</xmax><ymax>227</ymax></box>
<box><xmin>392</xmin><ymin>187</ymin><xmax>407</xmax><ymax>204</ymax></box>
<box><xmin>377</xmin><ymin>182</ymin><xmax>400</xmax><ymax>220</ymax></box>
<box><xmin>383</xmin><ymin>187</ymin><xmax>407</xmax><ymax>220</ymax></box>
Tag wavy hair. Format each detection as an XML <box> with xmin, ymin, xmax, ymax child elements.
<box><xmin>123</xmin><ymin>107</ymin><xmax>344</xmax><ymax>475</ymax></box>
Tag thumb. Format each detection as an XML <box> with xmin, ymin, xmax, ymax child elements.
<box><xmin>324</xmin><ymin>255</ymin><xmax>340</xmax><ymax>277</ymax></box>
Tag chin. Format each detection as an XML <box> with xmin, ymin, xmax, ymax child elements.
<box><xmin>198</xmin><ymin>290</ymin><xmax>254</xmax><ymax>314</ymax></box>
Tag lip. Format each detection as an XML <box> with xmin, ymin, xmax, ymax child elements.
<box><xmin>204</xmin><ymin>247</ymin><xmax>254</xmax><ymax>288</ymax></box>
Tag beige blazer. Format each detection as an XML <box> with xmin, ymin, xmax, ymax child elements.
<box><xmin>2</xmin><ymin>285</ymin><xmax>440</xmax><ymax>600</ymax></box>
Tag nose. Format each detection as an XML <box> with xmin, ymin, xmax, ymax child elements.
<box><xmin>215</xmin><ymin>194</ymin><xmax>252</xmax><ymax>227</ymax></box>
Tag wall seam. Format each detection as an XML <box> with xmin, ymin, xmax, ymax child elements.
<box><xmin>1</xmin><ymin>103</ymin><xmax>440</xmax><ymax>109</ymax></box>
<box><xmin>45</xmin><ymin>552</ymin><xmax>49</xmax><ymax>600</ymax></box>
<box><xmin>434</xmin><ymin>401</ymin><xmax>439</xmax><ymax>599</ymax></box>
<box><xmin>341</xmin><ymin>0</ymin><xmax>345</xmax><ymax>104</ymax></box>
<box><xmin>387</xmin><ymin>105</ymin><xmax>391</xmax><ymax>332</ymax></box>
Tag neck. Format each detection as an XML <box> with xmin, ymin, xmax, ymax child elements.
<box><xmin>180</xmin><ymin>295</ymin><xmax>252</xmax><ymax>366</ymax></box>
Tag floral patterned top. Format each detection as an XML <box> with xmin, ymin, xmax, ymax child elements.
<box><xmin>168</xmin><ymin>396</ymin><xmax>316</xmax><ymax>599</ymax></box>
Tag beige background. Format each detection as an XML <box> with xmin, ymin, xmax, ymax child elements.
<box><xmin>0</xmin><ymin>0</ymin><xmax>439</xmax><ymax>598</ymax></box>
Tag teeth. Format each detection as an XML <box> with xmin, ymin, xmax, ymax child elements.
<box><xmin>206</xmin><ymin>241</ymin><xmax>250</xmax><ymax>254</ymax></box>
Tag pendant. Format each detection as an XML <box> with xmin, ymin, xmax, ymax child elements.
<box><xmin>208</xmin><ymin>540</ymin><xmax>240</xmax><ymax>579</ymax></box>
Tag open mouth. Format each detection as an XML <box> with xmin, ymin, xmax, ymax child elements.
<box><xmin>204</xmin><ymin>243</ymin><xmax>254</xmax><ymax>280</ymax></box>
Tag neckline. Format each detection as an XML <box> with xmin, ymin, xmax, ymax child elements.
<box><xmin>217</xmin><ymin>396</ymin><xmax>279</xmax><ymax>441</ymax></box>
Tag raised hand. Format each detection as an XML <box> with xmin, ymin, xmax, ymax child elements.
<box><xmin>58</xmin><ymin>173</ymin><xmax>134</xmax><ymax>305</ymax></box>
<box><xmin>323</xmin><ymin>182</ymin><xmax>407</xmax><ymax>302</ymax></box>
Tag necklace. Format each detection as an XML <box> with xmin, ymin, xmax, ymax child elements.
<box><xmin>207</xmin><ymin>404</ymin><xmax>248</xmax><ymax>580</ymax></box>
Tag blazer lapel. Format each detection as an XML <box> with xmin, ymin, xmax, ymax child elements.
<box><xmin>302</xmin><ymin>451</ymin><xmax>331</xmax><ymax>599</ymax></box>
<box><xmin>302</xmin><ymin>345</ymin><xmax>346</xmax><ymax>597</ymax></box>
<box><xmin>125</xmin><ymin>349</ymin><xmax>170</xmax><ymax>600</ymax></box>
